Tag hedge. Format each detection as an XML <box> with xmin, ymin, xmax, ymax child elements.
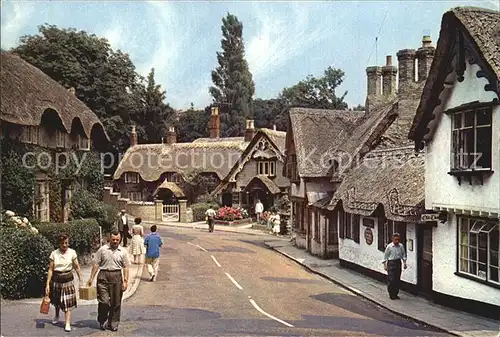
<box><xmin>70</xmin><ymin>187</ymin><xmax>118</xmax><ymax>232</ymax></box>
<box><xmin>191</xmin><ymin>202</ymin><xmax>219</xmax><ymax>222</ymax></box>
<box><xmin>0</xmin><ymin>226</ymin><xmax>53</xmax><ymax>299</ymax></box>
<box><xmin>37</xmin><ymin>219</ymin><xmax>101</xmax><ymax>257</ymax></box>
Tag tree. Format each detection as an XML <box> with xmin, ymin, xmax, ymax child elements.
<box><xmin>179</xmin><ymin>170</ymin><xmax>219</xmax><ymax>205</ymax></box>
<box><xmin>209</xmin><ymin>13</ymin><xmax>255</xmax><ymax>137</ymax></box>
<box><xmin>12</xmin><ymin>24</ymin><xmax>142</xmax><ymax>153</ymax></box>
<box><xmin>252</xmin><ymin>98</ymin><xmax>287</xmax><ymax>131</ymax></box>
<box><xmin>134</xmin><ymin>68</ymin><xmax>175</xmax><ymax>143</ymax></box>
<box><xmin>280</xmin><ymin>66</ymin><xmax>348</xmax><ymax>110</ymax></box>
<box><xmin>175</xmin><ymin>107</ymin><xmax>210</xmax><ymax>143</ymax></box>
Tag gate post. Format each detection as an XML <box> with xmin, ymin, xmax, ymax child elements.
<box><xmin>154</xmin><ymin>199</ymin><xmax>163</xmax><ymax>221</ymax></box>
<box><xmin>178</xmin><ymin>200</ymin><xmax>187</xmax><ymax>223</ymax></box>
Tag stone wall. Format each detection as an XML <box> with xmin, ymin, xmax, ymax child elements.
<box><xmin>103</xmin><ymin>187</ymin><xmax>163</xmax><ymax>221</ymax></box>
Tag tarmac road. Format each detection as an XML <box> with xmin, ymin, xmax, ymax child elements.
<box><xmin>0</xmin><ymin>227</ymin><xmax>451</xmax><ymax>336</ymax></box>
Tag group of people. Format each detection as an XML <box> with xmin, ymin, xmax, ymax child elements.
<box><xmin>45</xmin><ymin>210</ymin><xmax>163</xmax><ymax>332</ymax></box>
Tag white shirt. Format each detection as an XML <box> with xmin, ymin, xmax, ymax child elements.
<box><xmin>255</xmin><ymin>202</ymin><xmax>264</xmax><ymax>213</ymax></box>
<box><xmin>50</xmin><ymin>248</ymin><xmax>77</xmax><ymax>272</ymax></box>
<box><xmin>121</xmin><ymin>215</ymin><xmax>127</xmax><ymax>225</ymax></box>
<box><xmin>205</xmin><ymin>209</ymin><xmax>217</xmax><ymax>217</ymax></box>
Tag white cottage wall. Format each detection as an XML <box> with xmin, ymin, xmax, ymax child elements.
<box><xmin>425</xmin><ymin>61</ymin><xmax>500</xmax><ymax>214</ymax></box>
<box><xmin>339</xmin><ymin>217</ymin><xmax>418</xmax><ymax>285</ymax></box>
<box><xmin>432</xmin><ymin>215</ymin><xmax>500</xmax><ymax>306</ymax></box>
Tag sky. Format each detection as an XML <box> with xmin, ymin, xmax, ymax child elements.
<box><xmin>1</xmin><ymin>0</ymin><xmax>498</xmax><ymax>111</ymax></box>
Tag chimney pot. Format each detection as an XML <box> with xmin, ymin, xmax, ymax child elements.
<box><xmin>273</xmin><ymin>124</ymin><xmax>276</xmax><ymax>131</ymax></box>
<box><xmin>130</xmin><ymin>124</ymin><xmax>137</xmax><ymax>147</ymax></box>
<box><xmin>416</xmin><ymin>35</ymin><xmax>435</xmax><ymax>82</ymax></box>
<box><xmin>382</xmin><ymin>55</ymin><xmax>398</xmax><ymax>97</ymax></box>
<box><xmin>210</xmin><ymin>106</ymin><xmax>220</xmax><ymax>138</ymax></box>
<box><xmin>166</xmin><ymin>126</ymin><xmax>176</xmax><ymax>144</ymax></box>
<box><xmin>244</xmin><ymin>119</ymin><xmax>255</xmax><ymax>142</ymax></box>
<box><xmin>386</xmin><ymin>55</ymin><xmax>392</xmax><ymax>66</ymax></box>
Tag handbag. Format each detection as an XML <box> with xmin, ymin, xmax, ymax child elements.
<box><xmin>40</xmin><ymin>295</ymin><xmax>50</xmax><ymax>314</ymax></box>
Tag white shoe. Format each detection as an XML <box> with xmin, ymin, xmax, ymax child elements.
<box><xmin>64</xmin><ymin>325</ymin><xmax>71</xmax><ymax>332</ymax></box>
<box><xmin>52</xmin><ymin>316</ymin><xmax>59</xmax><ymax>324</ymax></box>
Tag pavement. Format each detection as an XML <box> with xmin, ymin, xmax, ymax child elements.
<box><xmin>1</xmin><ymin>227</ymin><xmax>450</xmax><ymax>337</ymax></box>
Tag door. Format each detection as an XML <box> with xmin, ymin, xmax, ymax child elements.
<box><xmin>417</xmin><ymin>225</ymin><xmax>433</xmax><ymax>296</ymax></box>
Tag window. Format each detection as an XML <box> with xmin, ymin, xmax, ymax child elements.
<box><xmin>124</xmin><ymin>172</ymin><xmax>140</xmax><ymax>184</ymax></box>
<box><xmin>23</xmin><ymin>126</ymin><xmax>39</xmax><ymax>144</ymax></box>
<box><xmin>257</xmin><ymin>160</ymin><xmax>276</xmax><ymax>176</ymax></box>
<box><xmin>451</xmin><ymin>107</ymin><xmax>492</xmax><ymax>170</ymax></box>
<box><xmin>294</xmin><ymin>202</ymin><xmax>305</xmax><ymax>231</ymax></box>
<box><xmin>458</xmin><ymin>217</ymin><xmax>499</xmax><ymax>284</ymax></box>
<box><xmin>338</xmin><ymin>210</ymin><xmax>360</xmax><ymax>243</ymax></box>
<box><xmin>78</xmin><ymin>135</ymin><xmax>90</xmax><ymax>150</ymax></box>
<box><xmin>328</xmin><ymin>211</ymin><xmax>338</xmax><ymax>245</ymax></box>
<box><xmin>34</xmin><ymin>181</ymin><xmax>49</xmax><ymax>222</ymax></box>
<box><xmin>378</xmin><ymin>219</ymin><xmax>407</xmax><ymax>251</ymax></box>
<box><xmin>313</xmin><ymin>211</ymin><xmax>320</xmax><ymax>242</ymax></box>
<box><xmin>165</xmin><ymin>172</ymin><xmax>181</xmax><ymax>183</ymax></box>
<box><xmin>56</xmin><ymin>130</ymin><xmax>66</xmax><ymax>148</ymax></box>
<box><xmin>232</xmin><ymin>192</ymin><xmax>240</xmax><ymax>205</ymax></box>
<box><xmin>127</xmin><ymin>192</ymin><xmax>142</xmax><ymax>201</ymax></box>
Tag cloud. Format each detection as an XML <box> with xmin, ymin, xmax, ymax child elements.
<box><xmin>0</xmin><ymin>1</ymin><xmax>34</xmax><ymax>49</ymax></box>
<box><xmin>103</xmin><ymin>25</ymin><xmax>123</xmax><ymax>50</ymax></box>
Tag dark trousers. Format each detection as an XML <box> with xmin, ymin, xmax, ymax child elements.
<box><xmin>97</xmin><ymin>270</ymin><xmax>123</xmax><ymax>329</ymax></box>
<box><xmin>120</xmin><ymin>225</ymin><xmax>130</xmax><ymax>246</ymax></box>
<box><xmin>208</xmin><ymin>218</ymin><xmax>214</xmax><ymax>232</ymax></box>
<box><xmin>387</xmin><ymin>259</ymin><xmax>402</xmax><ymax>298</ymax></box>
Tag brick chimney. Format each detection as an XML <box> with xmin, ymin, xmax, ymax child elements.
<box><xmin>416</xmin><ymin>35</ymin><xmax>435</xmax><ymax>82</ymax></box>
<box><xmin>382</xmin><ymin>55</ymin><xmax>397</xmax><ymax>97</ymax></box>
<box><xmin>166</xmin><ymin>126</ymin><xmax>176</xmax><ymax>144</ymax></box>
<box><xmin>210</xmin><ymin>106</ymin><xmax>220</xmax><ymax>138</ymax></box>
<box><xmin>396</xmin><ymin>49</ymin><xmax>416</xmax><ymax>92</ymax></box>
<box><xmin>366</xmin><ymin>66</ymin><xmax>382</xmax><ymax>96</ymax></box>
<box><xmin>130</xmin><ymin>124</ymin><xmax>137</xmax><ymax>147</ymax></box>
<box><xmin>244</xmin><ymin>119</ymin><xmax>255</xmax><ymax>142</ymax></box>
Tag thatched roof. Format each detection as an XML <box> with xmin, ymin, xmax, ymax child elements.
<box><xmin>154</xmin><ymin>181</ymin><xmax>185</xmax><ymax>198</ymax></box>
<box><xmin>113</xmin><ymin>139</ymin><xmax>248</xmax><ymax>181</ymax></box>
<box><xmin>244</xmin><ymin>175</ymin><xmax>281</xmax><ymax>194</ymax></box>
<box><xmin>259</xmin><ymin>128</ymin><xmax>286</xmax><ymax>153</ymax></box>
<box><xmin>327</xmin><ymin>147</ymin><xmax>425</xmax><ymax>222</ymax></box>
<box><xmin>409</xmin><ymin>7</ymin><xmax>500</xmax><ymax>145</ymax></box>
<box><xmin>288</xmin><ymin>108</ymin><xmax>365</xmax><ymax>177</ymax></box>
<box><xmin>0</xmin><ymin>52</ymin><xmax>109</xmax><ymax>140</ymax></box>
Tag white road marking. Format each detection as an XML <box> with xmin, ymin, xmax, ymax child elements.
<box><xmin>225</xmin><ymin>272</ymin><xmax>243</xmax><ymax>290</ymax></box>
<box><xmin>249</xmin><ymin>299</ymin><xmax>294</xmax><ymax>327</ymax></box>
<box><xmin>187</xmin><ymin>242</ymin><xmax>208</xmax><ymax>252</ymax></box>
<box><xmin>211</xmin><ymin>255</ymin><xmax>221</xmax><ymax>267</ymax></box>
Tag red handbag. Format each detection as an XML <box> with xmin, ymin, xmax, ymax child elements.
<box><xmin>40</xmin><ymin>295</ymin><xmax>50</xmax><ymax>314</ymax></box>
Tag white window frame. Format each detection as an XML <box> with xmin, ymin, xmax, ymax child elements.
<box><xmin>257</xmin><ymin>160</ymin><xmax>276</xmax><ymax>177</ymax></box>
<box><xmin>23</xmin><ymin>126</ymin><xmax>39</xmax><ymax>144</ymax></box>
<box><xmin>458</xmin><ymin>216</ymin><xmax>499</xmax><ymax>285</ymax></box>
<box><xmin>127</xmin><ymin>192</ymin><xmax>142</xmax><ymax>201</ymax></box>
<box><xmin>34</xmin><ymin>181</ymin><xmax>50</xmax><ymax>222</ymax></box>
<box><xmin>78</xmin><ymin>135</ymin><xmax>90</xmax><ymax>151</ymax></box>
<box><xmin>124</xmin><ymin>172</ymin><xmax>140</xmax><ymax>184</ymax></box>
<box><xmin>56</xmin><ymin>130</ymin><xmax>66</xmax><ymax>148</ymax></box>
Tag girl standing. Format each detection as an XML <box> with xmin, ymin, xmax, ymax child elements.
<box><xmin>130</xmin><ymin>217</ymin><xmax>145</xmax><ymax>264</ymax></box>
<box><xmin>45</xmin><ymin>234</ymin><xmax>82</xmax><ymax>332</ymax></box>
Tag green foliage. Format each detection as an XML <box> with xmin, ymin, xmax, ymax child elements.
<box><xmin>37</xmin><ymin>219</ymin><xmax>101</xmax><ymax>257</ymax></box>
<box><xmin>179</xmin><ymin>170</ymin><xmax>220</xmax><ymax>205</ymax></box>
<box><xmin>252</xmin><ymin>98</ymin><xmax>288</xmax><ymax>131</ymax></box>
<box><xmin>209</xmin><ymin>13</ymin><xmax>255</xmax><ymax>137</ymax></box>
<box><xmin>70</xmin><ymin>187</ymin><xmax>118</xmax><ymax>232</ymax></box>
<box><xmin>270</xmin><ymin>195</ymin><xmax>291</xmax><ymax>214</ymax></box>
<box><xmin>176</xmin><ymin>107</ymin><xmax>210</xmax><ymax>142</ymax></box>
<box><xmin>191</xmin><ymin>203</ymin><xmax>218</xmax><ymax>222</ymax></box>
<box><xmin>0</xmin><ymin>139</ymin><xmax>36</xmax><ymax>218</ymax></box>
<box><xmin>195</xmin><ymin>194</ymin><xmax>221</xmax><ymax>205</ymax></box>
<box><xmin>0</xmin><ymin>226</ymin><xmax>54</xmax><ymax>299</ymax></box>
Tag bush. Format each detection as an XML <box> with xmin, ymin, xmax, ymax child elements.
<box><xmin>191</xmin><ymin>203</ymin><xmax>218</xmax><ymax>222</ymax></box>
<box><xmin>0</xmin><ymin>226</ymin><xmax>53</xmax><ymax>299</ymax></box>
<box><xmin>195</xmin><ymin>194</ymin><xmax>220</xmax><ymax>206</ymax></box>
<box><xmin>70</xmin><ymin>187</ymin><xmax>118</xmax><ymax>232</ymax></box>
<box><xmin>216</xmin><ymin>206</ymin><xmax>249</xmax><ymax>221</ymax></box>
<box><xmin>37</xmin><ymin>219</ymin><xmax>101</xmax><ymax>258</ymax></box>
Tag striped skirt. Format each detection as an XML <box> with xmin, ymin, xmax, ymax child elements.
<box><xmin>50</xmin><ymin>271</ymin><xmax>77</xmax><ymax>311</ymax></box>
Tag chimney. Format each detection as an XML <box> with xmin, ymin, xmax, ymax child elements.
<box><xmin>416</xmin><ymin>35</ymin><xmax>435</xmax><ymax>82</ymax></box>
<box><xmin>366</xmin><ymin>66</ymin><xmax>382</xmax><ymax>96</ymax></box>
<box><xmin>382</xmin><ymin>55</ymin><xmax>397</xmax><ymax>97</ymax></box>
<box><xmin>130</xmin><ymin>124</ymin><xmax>137</xmax><ymax>147</ymax></box>
<box><xmin>67</xmin><ymin>87</ymin><xmax>75</xmax><ymax>95</ymax></box>
<box><xmin>210</xmin><ymin>106</ymin><xmax>220</xmax><ymax>138</ymax></box>
<box><xmin>396</xmin><ymin>49</ymin><xmax>416</xmax><ymax>92</ymax></box>
<box><xmin>166</xmin><ymin>126</ymin><xmax>176</xmax><ymax>145</ymax></box>
<box><xmin>244</xmin><ymin>119</ymin><xmax>255</xmax><ymax>142</ymax></box>
<box><xmin>273</xmin><ymin>124</ymin><xmax>276</xmax><ymax>131</ymax></box>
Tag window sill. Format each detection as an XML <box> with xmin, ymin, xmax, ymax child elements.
<box><xmin>447</xmin><ymin>169</ymin><xmax>493</xmax><ymax>185</ymax></box>
<box><xmin>454</xmin><ymin>272</ymin><xmax>500</xmax><ymax>289</ymax></box>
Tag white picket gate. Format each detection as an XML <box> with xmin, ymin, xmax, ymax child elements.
<box><xmin>162</xmin><ymin>204</ymin><xmax>179</xmax><ymax>222</ymax></box>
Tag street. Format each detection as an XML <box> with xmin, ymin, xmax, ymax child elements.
<box><xmin>0</xmin><ymin>227</ymin><xmax>451</xmax><ymax>336</ymax></box>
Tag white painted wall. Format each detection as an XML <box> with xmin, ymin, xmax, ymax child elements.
<box><xmin>290</xmin><ymin>179</ymin><xmax>305</xmax><ymax>199</ymax></box>
<box><xmin>425</xmin><ymin>60</ymin><xmax>500</xmax><ymax>214</ymax></box>
<box><xmin>432</xmin><ymin>214</ymin><xmax>500</xmax><ymax>306</ymax></box>
<box><xmin>338</xmin><ymin>216</ymin><xmax>418</xmax><ymax>285</ymax></box>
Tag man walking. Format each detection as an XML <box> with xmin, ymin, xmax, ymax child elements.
<box><xmin>205</xmin><ymin>206</ymin><xmax>217</xmax><ymax>232</ymax></box>
<box><xmin>255</xmin><ymin>199</ymin><xmax>264</xmax><ymax>222</ymax></box>
<box><xmin>87</xmin><ymin>231</ymin><xmax>130</xmax><ymax>331</ymax></box>
<box><xmin>116</xmin><ymin>209</ymin><xmax>130</xmax><ymax>247</ymax></box>
<box><xmin>383</xmin><ymin>232</ymin><xmax>407</xmax><ymax>300</ymax></box>
<box><xmin>144</xmin><ymin>225</ymin><xmax>163</xmax><ymax>282</ymax></box>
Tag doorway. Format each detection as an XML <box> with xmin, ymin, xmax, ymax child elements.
<box><xmin>417</xmin><ymin>225</ymin><xmax>434</xmax><ymax>296</ymax></box>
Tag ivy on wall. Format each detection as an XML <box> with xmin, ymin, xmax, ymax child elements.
<box><xmin>0</xmin><ymin>138</ymin><xmax>104</xmax><ymax>222</ymax></box>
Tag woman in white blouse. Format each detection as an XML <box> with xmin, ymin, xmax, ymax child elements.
<box><xmin>45</xmin><ymin>234</ymin><xmax>83</xmax><ymax>332</ymax></box>
<box><xmin>130</xmin><ymin>217</ymin><xmax>145</xmax><ymax>264</ymax></box>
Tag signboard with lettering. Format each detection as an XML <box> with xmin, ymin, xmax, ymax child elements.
<box><xmin>362</xmin><ymin>218</ymin><xmax>375</xmax><ymax>228</ymax></box>
<box><xmin>421</xmin><ymin>213</ymin><xmax>439</xmax><ymax>221</ymax></box>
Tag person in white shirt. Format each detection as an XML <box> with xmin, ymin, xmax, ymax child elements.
<box><xmin>45</xmin><ymin>234</ymin><xmax>83</xmax><ymax>332</ymax></box>
<box><xmin>255</xmin><ymin>200</ymin><xmax>264</xmax><ymax>222</ymax></box>
<box><xmin>205</xmin><ymin>206</ymin><xmax>217</xmax><ymax>232</ymax></box>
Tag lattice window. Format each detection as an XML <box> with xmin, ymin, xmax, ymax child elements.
<box><xmin>56</xmin><ymin>130</ymin><xmax>66</xmax><ymax>148</ymax></box>
<box><xmin>124</xmin><ymin>172</ymin><xmax>140</xmax><ymax>184</ymax></box>
<box><xmin>78</xmin><ymin>135</ymin><xmax>90</xmax><ymax>150</ymax></box>
<box><xmin>127</xmin><ymin>192</ymin><xmax>142</xmax><ymax>201</ymax></box>
<box><xmin>23</xmin><ymin>126</ymin><xmax>39</xmax><ymax>144</ymax></box>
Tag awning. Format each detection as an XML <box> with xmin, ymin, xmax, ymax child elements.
<box><xmin>243</xmin><ymin>175</ymin><xmax>281</xmax><ymax>194</ymax></box>
<box><xmin>153</xmin><ymin>181</ymin><xmax>186</xmax><ymax>197</ymax></box>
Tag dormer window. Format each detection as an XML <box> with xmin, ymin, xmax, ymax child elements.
<box><xmin>165</xmin><ymin>172</ymin><xmax>182</xmax><ymax>183</ymax></box>
<box><xmin>56</xmin><ymin>130</ymin><xmax>66</xmax><ymax>148</ymax></box>
<box><xmin>451</xmin><ymin>107</ymin><xmax>492</xmax><ymax>171</ymax></box>
<box><xmin>124</xmin><ymin>172</ymin><xmax>140</xmax><ymax>184</ymax></box>
<box><xmin>23</xmin><ymin>126</ymin><xmax>39</xmax><ymax>144</ymax></box>
<box><xmin>78</xmin><ymin>135</ymin><xmax>90</xmax><ymax>151</ymax></box>
<box><xmin>257</xmin><ymin>160</ymin><xmax>276</xmax><ymax>176</ymax></box>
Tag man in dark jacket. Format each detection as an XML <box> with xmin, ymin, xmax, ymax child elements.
<box><xmin>116</xmin><ymin>209</ymin><xmax>130</xmax><ymax>247</ymax></box>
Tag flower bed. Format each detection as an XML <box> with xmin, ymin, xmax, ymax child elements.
<box><xmin>214</xmin><ymin>206</ymin><xmax>250</xmax><ymax>226</ymax></box>
<box><xmin>213</xmin><ymin>217</ymin><xmax>253</xmax><ymax>226</ymax></box>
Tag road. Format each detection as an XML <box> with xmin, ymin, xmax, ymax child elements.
<box><xmin>0</xmin><ymin>227</ymin><xmax>450</xmax><ymax>336</ymax></box>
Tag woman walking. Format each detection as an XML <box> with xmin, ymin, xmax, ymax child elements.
<box><xmin>45</xmin><ymin>234</ymin><xmax>83</xmax><ymax>332</ymax></box>
<box><xmin>130</xmin><ymin>217</ymin><xmax>145</xmax><ymax>264</ymax></box>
